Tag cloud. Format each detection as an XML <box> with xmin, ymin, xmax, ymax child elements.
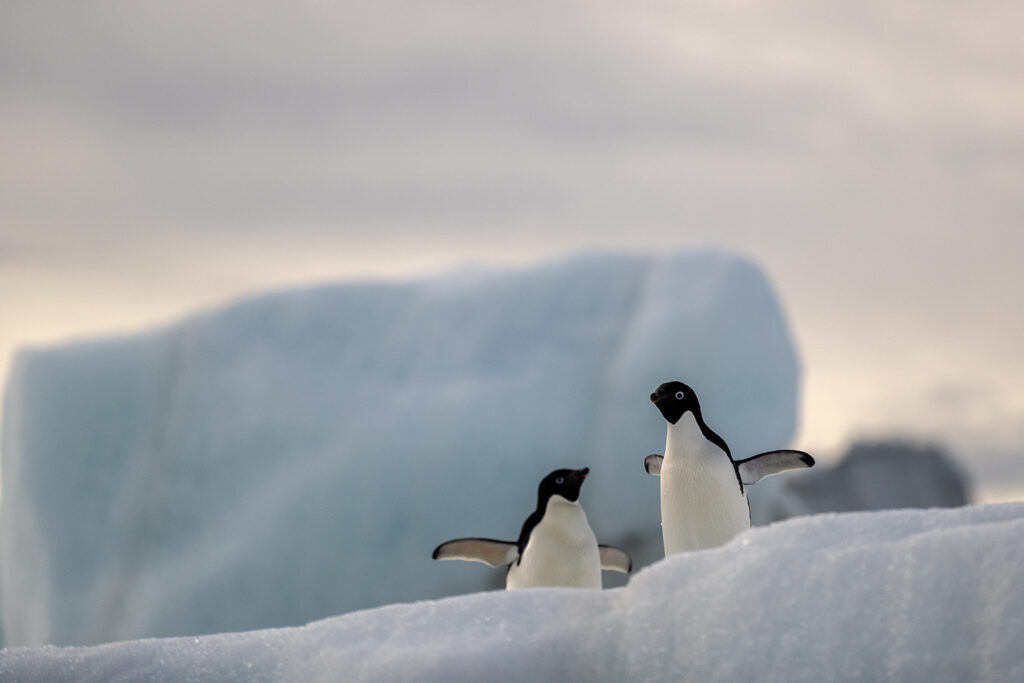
<box><xmin>5</xmin><ymin>0</ymin><xmax>1021</xmax><ymax>251</ymax></box>
<box><xmin>2</xmin><ymin>0</ymin><xmax>1024</xmax><ymax>493</ymax></box>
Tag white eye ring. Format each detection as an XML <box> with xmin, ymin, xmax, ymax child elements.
<box><xmin>675</xmin><ymin>391</ymin><xmax>685</xmax><ymax>400</ymax></box>
<box><xmin>555</xmin><ymin>477</ymin><xmax>565</xmax><ymax>485</ymax></box>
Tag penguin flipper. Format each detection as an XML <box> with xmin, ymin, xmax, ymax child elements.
<box><xmin>644</xmin><ymin>454</ymin><xmax>664</xmax><ymax>476</ymax></box>
<box><xmin>432</xmin><ymin>538</ymin><xmax>518</xmax><ymax>567</ymax></box>
<box><xmin>735</xmin><ymin>450</ymin><xmax>815</xmax><ymax>485</ymax></box>
<box><xmin>599</xmin><ymin>545</ymin><xmax>633</xmax><ymax>574</ymax></box>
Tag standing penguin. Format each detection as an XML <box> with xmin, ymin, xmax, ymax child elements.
<box><xmin>433</xmin><ymin>467</ymin><xmax>632</xmax><ymax>589</ymax></box>
<box><xmin>647</xmin><ymin>381</ymin><xmax>814</xmax><ymax>555</ymax></box>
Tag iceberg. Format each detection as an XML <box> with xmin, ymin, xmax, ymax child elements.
<box><xmin>1</xmin><ymin>251</ymin><xmax>801</xmax><ymax>646</ymax></box>
<box><xmin>2</xmin><ymin>503</ymin><xmax>1022</xmax><ymax>682</ymax></box>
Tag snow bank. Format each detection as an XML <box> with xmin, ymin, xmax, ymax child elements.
<box><xmin>1</xmin><ymin>251</ymin><xmax>801</xmax><ymax>646</ymax></box>
<box><xmin>2</xmin><ymin>503</ymin><xmax>1022</xmax><ymax>682</ymax></box>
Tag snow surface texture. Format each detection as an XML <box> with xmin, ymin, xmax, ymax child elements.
<box><xmin>2</xmin><ymin>503</ymin><xmax>1022</xmax><ymax>682</ymax></box>
<box><xmin>0</xmin><ymin>251</ymin><xmax>802</xmax><ymax>646</ymax></box>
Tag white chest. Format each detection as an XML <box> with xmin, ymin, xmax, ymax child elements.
<box><xmin>660</xmin><ymin>413</ymin><xmax>750</xmax><ymax>555</ymax></box>
<box><xmin>506</xmin><ymin>497</ymin><xmax>601</xmax><ymax>590</ymax></box>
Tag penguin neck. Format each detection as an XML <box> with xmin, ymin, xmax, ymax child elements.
<box><xmin>666</xmin><ymin>411</ymin><xmax>731</xmax><ymax>460</ymax></box>
<box><xmin>537</xmin><ymin>495</ymin><xmax>590</xmax><ymax>534</ymax></box>
<box><xmin>539</xmin><ymin>494</ymin><xmax>582</xmax><ymax>517</ymax></box>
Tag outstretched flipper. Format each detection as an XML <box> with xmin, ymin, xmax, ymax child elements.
<box><xmin>599</xmin><ymin>545</ymin><xmax>632</xmax><ymax>573</ymax></box>
<box><xmin>644</xmin><ymin>454</ymin><xmax>664</xmax><ymax>476</ymax></box>
<box><xmin>735</xmin><ymin>450</ymin><xmax>815</xmax><ymax>486</ymax></box>
<box><xmin>432</xmin><ymin>538</ymin><xmax>518</xmax><ymax>567</ymax></box>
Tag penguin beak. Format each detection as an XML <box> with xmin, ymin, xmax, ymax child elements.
<box><xmin>578</xmin><ymin>467</ymin><xmax>590</xmax><ymax>479</ymax></box>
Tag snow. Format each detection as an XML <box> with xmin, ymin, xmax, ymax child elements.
<box><xmin>2</xmin><ymin>502</ymin><xmax>1022</xmax><ymax>682</ymax></box>
<box><xmin>0</xmin><ymin>251</ymin><xmax>802</xmax><ymax>646</ymax></box>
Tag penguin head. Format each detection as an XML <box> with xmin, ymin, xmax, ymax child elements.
<box><xmin>650</xmin><ymin>381</ymin><xmax>700</xmax><ymax>425</ymax></box>
<box><xmin>537</xmin><ymin>467</ymin><xmax>589</xmax><ymax>505</ymax></box>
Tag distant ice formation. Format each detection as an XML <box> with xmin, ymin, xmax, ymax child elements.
<box><xmin>2</xmin><ymin>503</ymin><xmax>1021</xmax><ymax>682</ymax></box>
<box><xmin>0</xmin><ymin>251</ymin><xmax>801</xmax><ymax>646</ymax></box>
<box><xmin>750</xmin><ymin>439</ymin><xmax>971</xmax><ymax>525</ymax></box>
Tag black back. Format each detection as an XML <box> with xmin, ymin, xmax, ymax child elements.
<box><xmin>513</xmin><ymin>467</ymin><xmax>589</xmax><ymax>564</ymax></box>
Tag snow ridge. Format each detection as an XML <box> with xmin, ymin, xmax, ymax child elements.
<box><xmin>2</xmin><ymin>503</ymin><xmax>1022</xmax><ymax>682</ymax></box>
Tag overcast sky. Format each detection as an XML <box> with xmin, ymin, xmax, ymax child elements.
<box><xmin>2</xmin><ymin>1</ymin><xmax>1023</xmax><ymax>496</ymax></box>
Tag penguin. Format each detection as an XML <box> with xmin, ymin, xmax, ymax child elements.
<box><xmin>432</xmin><ymin>467</ymin><xmax>632</xmax><ymax>589</ymax></box>
<box><xmin>647</xmin><ymin>381</ymin><xmax>814</xmax><ymax>555</ymax></box>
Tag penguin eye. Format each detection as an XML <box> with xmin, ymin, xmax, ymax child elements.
<box><xmin>675</xmin><ymin>391</ymin><xmax>685</xmax><ymax>400</ymax></box>
<box><xmin>555</xmin><ymin>477</ymin><xmax>565</xmax><ymax>485</ymax></box>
